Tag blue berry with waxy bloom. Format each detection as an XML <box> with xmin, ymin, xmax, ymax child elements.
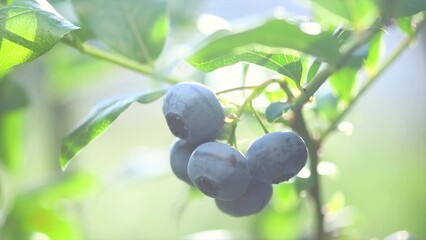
<box><xmin>187</xmin><ymin>142</ymin><xmax>251</xmax><ymax>201</ymax></box>
<box><xmin>170</xmin><ymin>139</ymin><xmax>197</xmax><ymax>185</ymax></box>
<box><xmin>215</xmin><ymin>178</ymin><xmax>272</xmax><ymax>217</ymax></box>
<box><xmin>162</xmin><ymin>82</ymin><xmax>225</xmax><ymax>145</ymax></box>
<box><xmin>246</xmin><ymin>131</ymin><xmax>308</xmax><ymax>184</ymax></box>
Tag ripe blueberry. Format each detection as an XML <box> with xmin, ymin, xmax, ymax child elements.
<box><xmin>215</xmin><ymin>179</ymin><xmax>272</xmax><ymax>217</ymax></box>
<box><xmin>246</xmin><ymin>132</ymin><xmax>308</xmax><ymax>184</ymax></box>
<box><xmin>170</xmin><ymin>139</ymin><xmax>197</xmax><ymax>185</ymax></box>
<box><xmin>187</xmin><ymin>142</ymin><xmax>251</xmax><ymax>201</ymax></box>
<box><xmin>162</xmin><ymin>82</ymin><xmax>225</xmax><ymax>145</ymax></box>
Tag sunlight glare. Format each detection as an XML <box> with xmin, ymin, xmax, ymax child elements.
<box><xmin>197</xmin><ymin>14</ymin><xmax>232</xmax><ymax>35</ymax></box>
<box><xmin>300</xmin><ymin>22</ymin><xmax>322</xmax><ymax>35</ymax></box>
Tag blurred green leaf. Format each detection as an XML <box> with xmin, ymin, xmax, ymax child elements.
<box><xmin>259</xmin><ymin>210</ymin><xmax>300</xmax><ymax>240</ymax></box>
<box><xmin>259</xmin><ymin>184</ymin><xmax>301</xmax><ymax>239</ymax></box>
<box><xmin>0</xmin><ymin>0</ymin><xmax>79</xmax><ymax>70</ymax></box>
<box><xmin>329</xmin><ymin>68</ymin><xmax>357</xmax><ymax>104</ymax></box>
<box><xmin>0</xmin><ymin>69</ymin><xmax>10</xmax><ymax>79</ymax></box>
<box><xmin>307</xmin><ymin>59</ymin><xmax>321</xmax><ymax>83</ymax></box>
<box><xmin>0</xmin><ymin>78</ymin><xmax>28</xmax><ymax>115</ymax></box>
<box><xmin>365</xmin><ymin>32</ymin><xmax>385</xmax><ymax>73</ymax></box>
<box><xmin>189</xmin><ymin>19</ymin><xmax>341</xmax><ymax>68</ymax></box>
<box><xmin>0</xmin><ymin>0</ymin><xmax>14</xmax><ymax>7</ymax></box>
<box><xmin>314</xmin><ymin>93</ymin><xmax>340</xmax><ymax>121</ymax></box>
<box><xmin>265</xmin><ymin>101</ymin><xmax>292</xmax><ymax>123</ymax></box>
<box><xmin>0</xmin><ymin>78</ymin><xmax>29</xmax><ymax>114</ymax></box>
<box><xmin>47</xmin><ymin>45</ymin><xmax>112</xmax><ymax>95</ymax></box>
<box><xmin>312</xmin><ymin>0</ymin><xmax>379</xmax><ymax>29</ymax></box>
<box><xmin>1</xmin><ymin>173</ymin><xmax>96</xmax><ymax>240</ymax></box>
<box><xmin>60</xmin><ymin>90</ymin><xmax>166</xmax><ymax>170</ymax></box>
<box><xmin>72</xmin><ymin>0</ymin><xmax>169</xmax><ymax>64</ymax></box>
<box><xmin>264</xmin><ymin>87</ymin><xmax>286</xmax><ymax>102</ymax></box>
<box><xmin>397</xmin><ymin>16</ymin><xmax>415</xmax><ymax>36</ymax></box>
<box><xmin>0</xmin><ymin>110</ymin><xmax>24</xmax><ymax>172</ymax></box>
<box><xmin>273</xmin><ymin>184</ymin><xmax>299</xmax><ymax>212</ymax></box>
<box><xmin>375</xmin><ymin>0</ymin><xmax>426</xmax><ymax>18</ymax></box>
<box><xmin>327</xmin><ymin>192</ymin><xmax>345</xmax><ymax>213</ymax></box>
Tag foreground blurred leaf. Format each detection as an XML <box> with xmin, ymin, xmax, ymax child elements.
<box><xmin>265</xmin><ymin>101</ymin><xmax>292</xmax><ymax>123</ymax></box>
<box><xmin>375</xmin><ymin>0</ymin><xmax>426</xmax><ymax>18</ymax></box>
<box><xmin>397</xmin><ymin>16</ymin><xmax>415</xmax><ymax>36</ymax></box>
<box><xmin>0</xmin><ymin>110</ymin><xmax>24</xmax><ymax>172</ymax></box>
<box><xmin>189</xmin><ymin>19</ymin><xmax>341</xmax><ymax>69</ymax></box>
<box><xmin>365</xmin><ymin>32</ymin><xmax>385</xmax><ymax>73</ymax></box>
<box><xmin>312</xmin><ymin>0</ymin><xmax>379</xmax><ymax>29</ymax></box>
<box><xmin>0</xmin><ymin>0</ymin><xmax>79</xmax><ymax>70</ymax></box>
<box><xmin>60</xmin><ymin>90</ymin><xmax>166</xmax><ymax>170</ymax></box>
<box><xmin>72</xmin><ymin>0</ymin><xmax>169</xmax><ymax>64</ymax></box>
<box><xmin>0</xmin><ymin>173</ymin><xmax>96</xmax><ymax>240</ymax></box>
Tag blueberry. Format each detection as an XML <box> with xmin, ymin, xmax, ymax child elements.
<box><xmin>215</xmin><ymin>179</ymin><xmax>272</xmax><ymax>217</ymax></box>
<box><xmin>170</xmin><ymin>139</ymin><xmax>197</xmax><ymax>185</ymax></box>
<box><xmin>246</xmin><ymin>132</ymin><xmax>308</xmax><ymax>184</ymax></box>
<box><xmin>187</xmin><ymin>142</ymin><xmax>251</xmax><ymax>201</ymax></box>
<box><xmin>162</xmin><ymin>82</ymin><xmax>225</xmax><ymax>145</ymax></box>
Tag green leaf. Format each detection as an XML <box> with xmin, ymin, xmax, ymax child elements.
<box><xmin>0</xmin><ymin>110</ymin><xmax>24</xmax><ymax>172</ymax></box>
<box><xmin>72</xmin><ymin>0</ymin><xmax>169</xmax><ymax>64</ymax></box>
<box><xmin>265</xmin><ymin>101</ymin><xmax>292</xmax><ymax>123</ymax></box>
<box><xmin>46</xmin><ymin>45</ymin><xmax>112</xmax><ymax>95</ymax></box>
<box><xmin>189</xmin><ymin>19</ymin><xmax>341</xmax><ymax>68</ymax></box>
<box><xmin>397</xmin><ymin>16</ymin><xmax>415</xmax><ymax>36</ymax></box>
<box><xmin>0</xmin><ymin>77</ymin><xmax>28</xmax><ymax>115</ymax></box>
<box><xmin>314</xmin><ymin>93</ymin><xmax>340</xmax><ymax>121</ymax></box>
<box><xmin>375</xmin><ymin>0</ymin><xmax>426</xmax><ymax>18</ymax></box>
<box><xmin>0</xmin><ymin>0</ymin><xmax>14</xmax><ymax>7</ymax></box>
<box><xmin>312</xmin><ymin>0</ymin><xmax>379</xmax><ymax>30</ymax></box>
<box><xmin>0</xmin><ymin>69</ymin><xmax>9</xmax><ymax>79</ymax></box>
<box><xmin>191</xmin><ymin>47</ymin><xmax>303</xmax><ymax>82</ymax></box>
<box><xmin>306</xmin><ymin>59</ymin><xmax>321</xmax><ymax>83</ymax></box>
<box><xmin>365</xmin><ymin>32</ymin><xmax>385</xmax><ymax>72</ymax></box>
<box><xmin>329</xmin><ymin>68</ymin><xmax>357</xmax><ymax>104</ymax></box>
<box><xmin>60</xmin><ymin>90</ymin><xmax>166</xmax><ymax>170</ymax></box>
<box><xmin>0</xmin><ymin>0</ymin><xmax>79</xmax><ymax>70</ymax></box>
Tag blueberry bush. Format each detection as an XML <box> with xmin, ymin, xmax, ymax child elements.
<box><xmin>1</xmin><ymin>0</ymin><xmax>425</xmax><ymax>239</ymax></box>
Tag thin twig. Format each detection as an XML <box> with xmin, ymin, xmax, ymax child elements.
<box><xmin>250</xmin><ymin>102</ymin><xmax>269</xmax><ymax>134</ymax></box>
<box><xmin>227</xmin><ymin>79</ymin><xmax>281</xmax><ymax>145</ymax></box>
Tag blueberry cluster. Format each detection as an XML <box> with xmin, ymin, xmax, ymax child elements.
<box><xmin>163</xmin><ymin>82</ymin><xmax>308</xmax><ymax>217</ymax></box>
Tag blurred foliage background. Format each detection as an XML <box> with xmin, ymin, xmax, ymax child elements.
<box><xmin>1</xmin><ymin>0</ymin><xmax>425</xmax><ymax>239</ymax></box>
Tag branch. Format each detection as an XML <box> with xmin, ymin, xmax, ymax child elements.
<box><xmin>291</xmin><ymin>109</ymin><xmax>323</xmax><ymax>240</ymax></box>
<box><xmin>62</xmin><ymin>36</ymin><xmax>181</xmax><ymax>84</ymax></box>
